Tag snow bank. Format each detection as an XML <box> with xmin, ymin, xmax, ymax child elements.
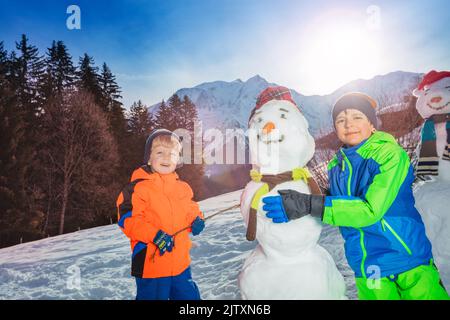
<box><xmin>0</xmin><ymin>189</ymin><xmax>357</xmax><ymax>300</ymax></box>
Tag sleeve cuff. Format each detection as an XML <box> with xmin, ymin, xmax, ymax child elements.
<box><xmin>322</xmin><ymin>198</ymin><xmax>334</xmax><ymax>225</ymax></box>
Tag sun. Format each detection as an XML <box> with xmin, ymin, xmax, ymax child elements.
<box><xmin>301</xmin><ymin>24</ymin><xmax>382</xmax><ymax>94</ymax></box>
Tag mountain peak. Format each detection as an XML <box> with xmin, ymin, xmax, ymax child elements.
<box><xmin>246</xmin><ymin>74</ymin><xmax>267</xmax><ymax>83</ymax></box>
<box><xmin>149</xmin><ymin>70</ymin><xmax>422</xmax><ymax>137</ymax></box>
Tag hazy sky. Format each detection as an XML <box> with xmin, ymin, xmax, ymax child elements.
<box><xmin>1</xmin><ymin>0</ymin><xmax>449</xmax><ymax>108</ymax></box>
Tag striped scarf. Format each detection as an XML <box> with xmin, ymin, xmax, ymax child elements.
<box><xmin>417</xmin><ymin>114</ymin><xmax>450</xmax><ymax>176</ymax></box>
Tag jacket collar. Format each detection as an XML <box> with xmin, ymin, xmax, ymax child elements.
<box><xmin>339</xmin><ymin>137</ymin><xmax>369</xmax><ymax>158</ymax></box>
<box><xmin>130</xmin><ymin>165</ymin><xmax>179</xmax><ymax>183</ymax></box>
<box><xmin>335</xmin><ymin>131</ymin><xmax>397</xmax><ymax>162</ymax></box>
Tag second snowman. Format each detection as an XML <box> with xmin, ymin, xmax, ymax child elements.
<box><xmin>239</xmin><ymin>86</ymin><xmax>347</xmax><ymax>299</ymax></box>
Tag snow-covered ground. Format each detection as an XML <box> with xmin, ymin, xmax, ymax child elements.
<box><xmin>413</xmin><ymin>179</ymin><xmax>450</xmax><ymax>291</ymax></box>
<box><xmin>0</xmin><ymin>190</ymin><xmax>358</xmax><ymax>300</ymax></box>
<box><xmin>2</xmin><ymin>183</ymin><xmax>448</xmax><ymax>300</ymax></box>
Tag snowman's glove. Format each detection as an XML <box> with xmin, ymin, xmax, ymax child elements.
<box><xmin>263</xmin><ymin>190</ymin><xmax>324</xmax><ymax>223</ymax></box>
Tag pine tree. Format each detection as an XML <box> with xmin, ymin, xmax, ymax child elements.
<box><xmin>77</xmin><ymin>53</ymin><xmax>102</xmax><ymax>106</ymax></box>
<box><xmin>0</xmin><ymin>44</ymin><xmax>44</xmax><ymax>246</ymax></box>
<box><xmin>179</xmin><ymin>95</ymin><xmax>199</xmax><ymax>131</ymax></box>
<box><xmin>110</xmin><ymin>100</ymin><xmax>131</xmax><ymax>176</ymax></box>
<box><xmin>5</xmin><ymin>51</ymin><xmax>19</xmax><ymax>87</ymax></box>
<box><xmin>11</xmin><ymin>35</ymin><xmax>45</xmax><ymax>236</ymax></box>
<box><xmin>0</xmin><ymin>41</ymin><xmax>6</xmax><ymax>61</ymax></box>
<box><xmin>155</xmin><ymin>98</ymin><xmax>178</xmax><ymax>130</ymax></box>
<box><xmin>127</xmin><ymin>100</ymin><xmax>155</xmax><ymax>169</ymax></box>
<box><xmin>153</xmin><ymin>94</ymin><xmax>206</xmax><ymax>199</ymax></box>
<box><xmin>175</xmin><ymin>95</ymin><xmax>205</xmax><ymax>199</ymax></box>
<box><xmin>128</xmin><ymin>100</ymin><xmax>154</xmax><ymax>136</ymax></box>
<box><xmin>12</xmin><ymin>35</ymin><xmax>44</xmax><ymax>185</ymax></box>
<box><xmin>99</xmin><ymin>63</ymin><xmax>122</xmax><ymax>112</ymax></box>
<box><xmin>98</xmin><ymin>63</ymin><xmax>130</xmax><ymax>179</ymax></box>
<box><xmin>41</xmin><ymin>40</ymin><xmax>76</xmax><ymax>99</ymax></box>
<box><xmin>14</xmin><ymin>34</ymin><xmax>45</xmax><ymax>111</ymax></box>
<box><xmin>0</xmin><ymin>41</ymin><xmax>7</xmax><ymax>85</ymax></box>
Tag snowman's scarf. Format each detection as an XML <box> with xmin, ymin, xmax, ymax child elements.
<box><xmin>245</xmin><ymin>167</ymin><xmax>322</xmax><ymax>241</ymax></box>
<box><xmin>417</xmin><ymin>113</ymin><xmax>450</xmax><ymax>176</ymax></box>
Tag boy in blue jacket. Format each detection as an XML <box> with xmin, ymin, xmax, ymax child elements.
<box><xmin>263</xmin><ymin>92</ymin><xmax>449</xmax><ymax>300</ymax></box>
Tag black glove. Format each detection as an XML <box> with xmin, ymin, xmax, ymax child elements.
<box><xmin>277</xmin><ymin>190</ymin><xmax>325</xmax><ymax>221</ymax></box>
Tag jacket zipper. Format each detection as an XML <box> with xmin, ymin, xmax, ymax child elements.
<box><xmin>163</xmin><ymin>178</ymin><xmax>176</xmax><ymax>276</ymax></box>
<box><xmin>381</xmin><ymin>218</ymin><xmax>413</xmax><ymax>255</ymax></box>
<box><xmin>341</xmin><ymin>150</ymin><xmax>367</xmax><ymax>278</ymax></box>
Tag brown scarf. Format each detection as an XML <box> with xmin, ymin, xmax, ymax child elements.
<box><xmin>246</xmin><ymin>169</ymin><xmax>322</xmax><ymax>241</ymax></box>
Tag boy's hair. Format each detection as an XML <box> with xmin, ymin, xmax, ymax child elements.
<box><xmin>151</xmin><ymin>134</ymin><xmax>182</xmax><ymax>153</ymax></box>
<box><xmin>143</xmin><ymin>129</ymin><xmax>182</xmax><ymax>165</ymax></box>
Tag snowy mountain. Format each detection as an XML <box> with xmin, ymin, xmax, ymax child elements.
<box><xmin>149</xmin><ymin>71</ymin><xmax>422</xmax><ymax>137</ymax></box>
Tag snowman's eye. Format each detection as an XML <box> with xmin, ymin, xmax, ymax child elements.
<box><xmin>280</xmin><ymin>113</ymin><xmax>287</xmax><ymax>119</ymax></box>
<box><xmin>257</xmin><ymin>117</ymin><xmax>263</xmax><ymax>123</ymax></box>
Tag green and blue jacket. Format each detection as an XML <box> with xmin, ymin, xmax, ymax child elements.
<box><xmin>324</xmin><ymin>131</ymin><xmax>433</xmax><ymax>279</ymax></box>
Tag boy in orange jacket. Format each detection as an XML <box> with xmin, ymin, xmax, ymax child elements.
<box><xmin>117</xmin><ymin>129</ymin><xmax>205</xmax><ymax>300</ymax></box>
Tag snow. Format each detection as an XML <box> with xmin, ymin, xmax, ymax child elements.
<box><xmin>0</xmin><ymin>190</ymin><xmax>357</xmax><ymax>300</ymax></box>
<box><xmin>1</xmin><ymin>180</ymin><xmax>447</xmax><ymax>300</ymax></box>
<box><xmin>413</xmin><ymin>173</ymin><xmax>450</xmax><ymax>291</ymax></box>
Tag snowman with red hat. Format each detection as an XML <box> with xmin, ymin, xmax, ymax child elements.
<box><xmin>413</xmin><ymin>70</ymin><xmax>450</xmax><ymax>181</ymax></box>
<box><xmin>238</xmin><ymin>86</ymin><xmax>346</xmax><ymax>299</ymax></box>
<box><xmin>412</xmin><ymin>70</ymin><xmax>450</xmax><ymax>289</ymax></box>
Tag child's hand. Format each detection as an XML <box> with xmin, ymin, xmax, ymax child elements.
<box><xmin>263</xmin><ymin>190</ymin><xmax>325</xmax><ymax>223</ymax></box>
<box><xmin>191</xmin><ymin>216</ymin><xmax>205</xmax><ymax>236</ymax></box>
<box><xmin>153</xmin><ymin>230</ymin><xmax>174</xmax><ymax>256</ymax></box>
<box><xmin>262</xmin><ymin>195</ymin><xmax>289</xmax><ymax>223</ymax></box>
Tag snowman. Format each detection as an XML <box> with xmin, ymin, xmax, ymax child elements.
<box><xmin>412</xmin><ymin>70</ymin><xmax>450</xmax><ymax>288</ymax></box>
<box><xmin>413</xmin><ymin>70</ymin><xmax>450</xmax><ymax>181</ymax></box>
<box><xmin>238</xmin><ymin>86</ymin><xmax>347</xmax><ymax>300</ymax></box>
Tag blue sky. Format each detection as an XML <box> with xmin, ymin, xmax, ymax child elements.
<box><xmin>1</xmin><ymin>0</ymin><xmax>449</xmax><ymax>108</ymax></box>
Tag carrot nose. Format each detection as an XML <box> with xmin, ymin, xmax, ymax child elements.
<box><xmin>431</xmin><ymin>96</ymin><xmax>442</xmax><ymax>103</ymax></box>
<box><xmin>263</xmin><ymin>122</ymin><xmax>275</xmax><ymax>134</ymax></box>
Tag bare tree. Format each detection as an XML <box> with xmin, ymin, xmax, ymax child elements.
<box><xmin>41</xmin><ymin>90</ymin><xmax>118</xmax><ymax>234</ymax></box>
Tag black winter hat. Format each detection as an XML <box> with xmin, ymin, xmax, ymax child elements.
<box><xmin>332</xmin><ymin>92</ymin><xmax>378</xmax><ymax>129</ymax></box>
<box><xmin>143</xmin><ymin>129</ymin><xmax>182</xmax><ymax>165</ymax></box>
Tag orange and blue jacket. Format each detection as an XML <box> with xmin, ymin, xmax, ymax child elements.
<box><xmin>116</xmin><ymin>165</ymin><xmax>203</xmax><ymax>278</ymax></box>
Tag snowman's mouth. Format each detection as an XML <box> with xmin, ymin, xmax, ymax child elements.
<box><xmin>257</xmin><ymin>134</ymin><xmax>285</xmax><ymax>144</ymax></box>
<box><xmin>427</xmin><ymin>101</ymin><xmax>450</xmax><ymax>110</ymax></box>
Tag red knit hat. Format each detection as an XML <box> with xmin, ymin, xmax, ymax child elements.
<box><xmin>417</xmin><ymin>70</ymin><xmax>450</xmax><ymax>90</ymax></box>
<box><xmin>248</xmin><ymin>86</ymin><xmax>300</xmax><ymax>123</ymax></box>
